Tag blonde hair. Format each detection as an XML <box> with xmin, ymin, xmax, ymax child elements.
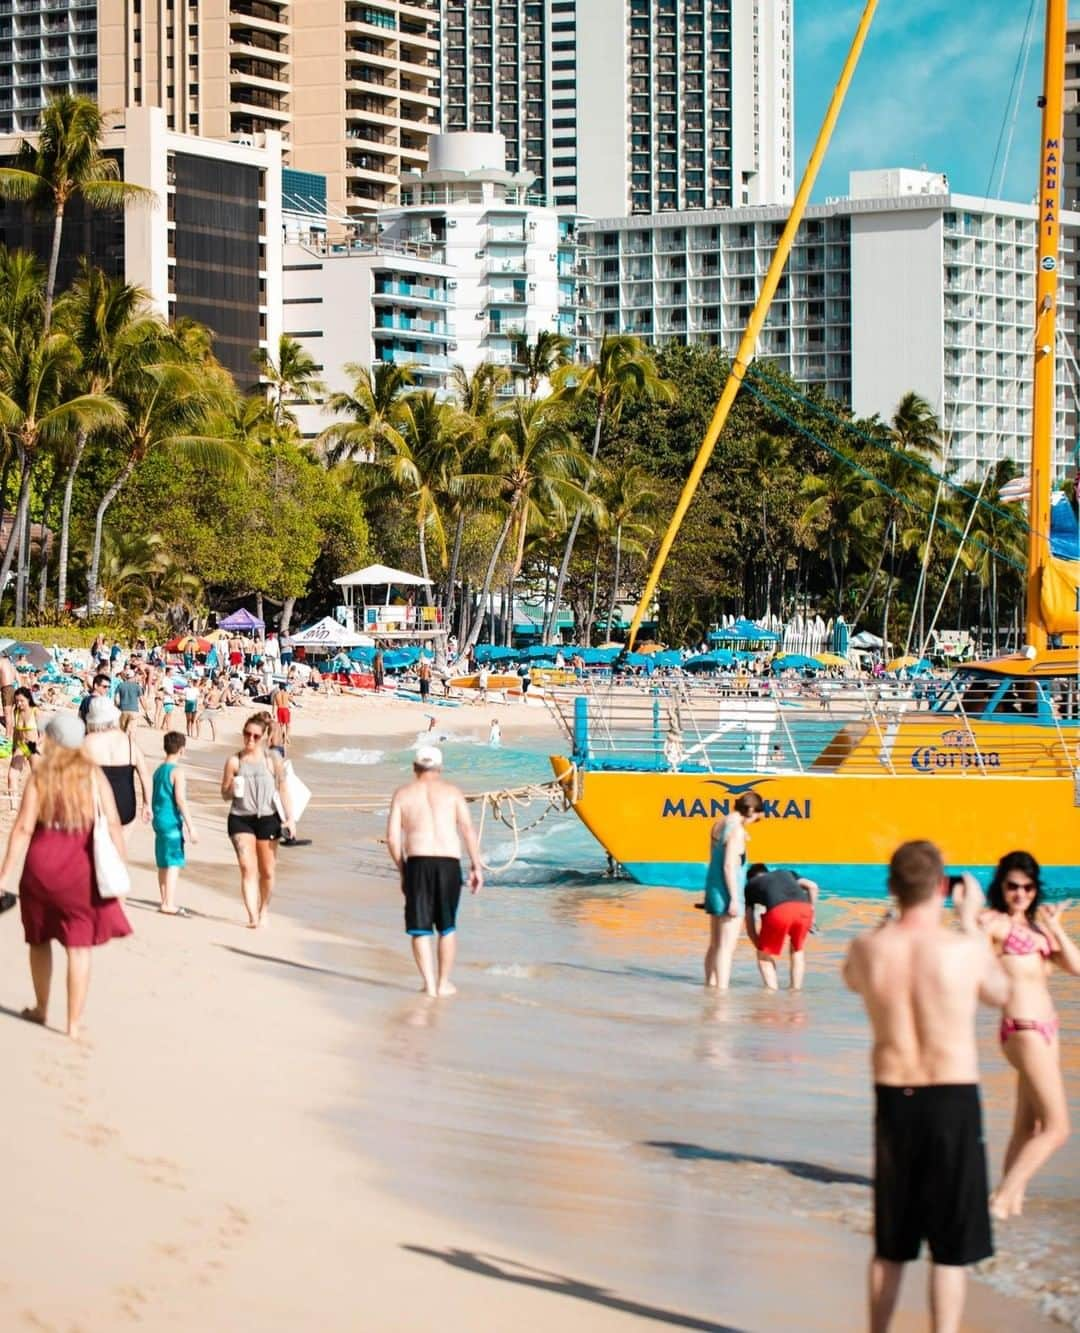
<box><xmin>34</xmin><ymin>746</ymin><xmax>97</xmax><ymax>830</ymax></box>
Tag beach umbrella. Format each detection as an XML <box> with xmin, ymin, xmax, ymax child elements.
<box><xmin>814</xmin><ymin>652</ymin><xmax>848</xmax><ymax>667</ymax></box>
<box><xmin>684</xmin><ymin>650</ymin><xmax>735</xmax><ymax>672</ymax></box>
<box><xmin>886</xmin><ymin>655</ymin><xmax>919</xmax><ymax>672</ymax></box>
<box><xmin>771</xmin><ymin>653</ymin><xmax>822</xmax><ymax>673</ymax></box>
<box><xmin>164</xmin><ymin>634</ymin><xmax>212</xmax><ymax>654</ymax></box>
<box><xmin>9</xmin><ymin>641</ymin><xmax>52</xmax><ymax>669</ymax></box>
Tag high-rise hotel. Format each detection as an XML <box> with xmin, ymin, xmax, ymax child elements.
<box><xmin>0</xmin><ymin>0</ymin><xmax>441</xmax><ymax>217</ymax></box>
<box><xmin>440</xmin><ymin>0</ymin><xmax>792</xmax><ymax>216</ymax></box>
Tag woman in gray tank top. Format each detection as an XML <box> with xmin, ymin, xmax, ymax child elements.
<box><xmin>220</xmin><ymin>713</ymin><xmax>294</xmax><ymax>928</ymax></box>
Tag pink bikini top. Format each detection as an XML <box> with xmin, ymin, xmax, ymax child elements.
<box><xmin>1002</xmin><ymin>922</ymin><xmax>1052</xmax><ymax>958</ymax></box>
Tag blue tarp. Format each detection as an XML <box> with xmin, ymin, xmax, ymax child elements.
<box><xmin>1050</xmin><ymin>493</ymin><xmax>1079</xmax><ymax>561</ymax></box>
<box><xmin>474</xmin><ymin>645</ymin><xmax>519</xmax><ymax>664</ymax></box>
<box><xmin>771</xmin><ymin>654</ymin><xmax>822</xmax><ymax>673</ymax></box>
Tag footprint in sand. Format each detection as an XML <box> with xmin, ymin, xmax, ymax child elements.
<box><xmin>113</xmin><ymin>1285</ymin><xmax>149</xmax><ymax>1323</ymax></box>
<box><xmin>130</xmin><ymin>1155</ymin><xmax>187</xmax><ymax>1192</ymax></box>
<box><xmin>68</xmin><ymin>1121</ymin><xmax>116</xmax><ymax>1149</ymax></box>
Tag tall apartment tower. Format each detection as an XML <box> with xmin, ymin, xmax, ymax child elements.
<box><xmin>1066</xmin><ymin>18</ymin><xmax>1080</xmax><ymax>210</ymax></box>
<box><xmin>440</xmin><ymin>0</ymin><xmax>793</xmax><ymax>216</ymax></box>
<box><xmin>0</xmin><ymin>1</ymin><xmax>440</xmax><ymax>218</ymax></box>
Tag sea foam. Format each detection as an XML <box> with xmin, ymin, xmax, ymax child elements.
<box><xmin>308</xmin><ymin>748</ymin><xmax>385</xmax><ymax>766</ymax></box>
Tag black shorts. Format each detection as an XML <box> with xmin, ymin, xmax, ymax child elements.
<box><xmin>419</xmin><ymin>678</ymin><xmax>430</xmax><ymax>698</ymax></box>
<box><xmin>874</xmin><ymin>1084</ymin><xmax>992</xmax><ymax>1267</ymax></box>
<box><xmin>403</xmin><ymin>856</ymin><xmax>462</xmax><ymax>936</ymax></box>
<box><xmin>228</xmin><ymin>812</ymin><xmax>282</xmax><ymax>842</ymax></box>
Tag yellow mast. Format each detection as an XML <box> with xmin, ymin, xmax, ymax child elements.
<box><xmin>627</xmin><ymin>0</ymin><xmax>880</xmax><ymax>650</ymax></box>
<box><xmin>1027</xmin><ymin>0</ymin><xmax>1067</xmax><ymax>653</ymax></box>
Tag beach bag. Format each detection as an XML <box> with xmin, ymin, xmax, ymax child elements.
<box><xmin>93</xmin><ymin>780</ymin><xmax>131</xmax><ymax>899</ymax></box>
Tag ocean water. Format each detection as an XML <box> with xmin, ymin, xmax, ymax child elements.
<box><xmin>278</xmin><ymin>730</ymin><xmax>1080</xmax><ymax>1329</ymax></box>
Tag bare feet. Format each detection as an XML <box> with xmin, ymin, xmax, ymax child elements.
<box><xmin>20</xmin><ymin>1006</ymin><xmax>46</xmax><ymax>1025</ymax></box>
<box><xmin>436</xmin><ymin>981</ymin><xmax>457</xmax><ymax>997</ymax></box>
<box><xmin>66</xmin><ymin>1024</ymin><xmax>82</xmax><ymax>1041</ymax></box>
<box><xmin>990</xmin><ymin>1189</ymin><xmax>1023</xmax><ymax>1221</ymax></box>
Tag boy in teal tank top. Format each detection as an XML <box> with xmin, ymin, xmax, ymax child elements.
<box><xmin>152</xmin><ymin>732</ymin><xmax>197</xmax><ymax>916</ymax></box>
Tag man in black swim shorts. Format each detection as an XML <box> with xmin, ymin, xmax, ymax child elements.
<box><xmin>386</xmin><ymin>745</ymin><xmax>483</xmax><ymax>997</ymax></box>
<box><xmin>843</xmin><ymin>841</ymin><xmax>1011</xmax><ymax>1332</ymax></box>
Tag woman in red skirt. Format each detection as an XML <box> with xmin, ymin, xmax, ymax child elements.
<box><xmin>0</xmin><ymin>712</ymin><xmax>130</xmax><ymax>1039</ymax></box>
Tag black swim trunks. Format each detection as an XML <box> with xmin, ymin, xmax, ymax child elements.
<box><xmin>403</xmin><ymin>856</ymin><xmax>462</xmax><ymax>936</ymax></box>
<box><xmin>874</xmin><ymin>1083</ymin><xmax>992</xmax><ymax>1267</ymax></box>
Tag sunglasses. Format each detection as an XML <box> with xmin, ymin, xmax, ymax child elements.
<box><xmin>1003</xmin><ymin>880</ymin><xmax>1035</xmax><ymax>893</ymax></box>
<box><xmin>242</xmin><ymin>729</ymin><xmax>264</xmax><ymax>741</ymax></box>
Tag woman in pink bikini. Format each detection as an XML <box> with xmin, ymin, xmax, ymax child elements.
<box><xmin>980</xmin><ymin>850</ymin><xmax>1080</xmax><ymax>1219</ymax></box>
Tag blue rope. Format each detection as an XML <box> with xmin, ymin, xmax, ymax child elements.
<box><xmin>741</xmin><ymin>380</ymin><xmax>1027</xmax><ymax>574</ymax></box>
<box><xmin>747</xmin><ymin>362</ymin><xmax>1030</xmax><ymax>532</ymax></box>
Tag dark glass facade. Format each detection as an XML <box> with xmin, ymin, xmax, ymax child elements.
<box><xmin>172</xmin><ymin>153</ymin><xmax>263</xmax><ymax>390</ymax></box>
<box><xmin>0</xmin><ymin>150</ymin><xmax>125</xmax><ymax>289</ymax></box>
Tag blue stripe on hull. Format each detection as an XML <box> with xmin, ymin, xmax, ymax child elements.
<box><xmin>620</xmin><ymin>860</ymin><xmax>1079</xmax><ymax>901</ymax></box>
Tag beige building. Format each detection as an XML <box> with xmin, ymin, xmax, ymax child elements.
<box><xmin>10</xmin><ymin>0</ymin><xmax>438</xmax><ymax>218</ymax></box>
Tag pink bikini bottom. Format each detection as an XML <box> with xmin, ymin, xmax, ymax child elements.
<box><xmin>999</xmin><ymin>1015</ymin><xmax>1059</xmax><ymax>1046</ymax></box>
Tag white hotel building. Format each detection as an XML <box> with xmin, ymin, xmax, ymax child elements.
<box><xmin>282</xmin><ymin>132</ymin><xmax>592</xmax><ymax>433</ymax></box>
<box><xmin>581</xmin><ymin>169</ymin><xmax>1080</xmax><ymax>477</ymax></box>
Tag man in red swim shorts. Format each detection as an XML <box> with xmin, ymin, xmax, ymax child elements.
<box><xmin>744</xmin><ymin>862</ymin><xmax>818</xmax><ymax>990</ymax></box>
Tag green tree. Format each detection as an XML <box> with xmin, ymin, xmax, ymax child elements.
<box><xmin>254</xmin><ymin>333</ymin><xmax>326</xmax><ymax>429</ymax></box>
<box><xmin>600</xmin><ymin>463</ymin><xmax>659</xmax><ymax>642</ymax></box>
<box><xmin>319</xmin><ymin>360</ymin><xmax>414</xmax><ymax>464</ymax></box>
<box><xmin>457</xmin><ymin>397</ymin><xmax>595</xmax><ymax>655</ymax></box>
<box><xmin>55</xmin><ymin>263</ymin><xmax>164</xmax><ymax>614</ymax></box>
<box><xmin>512</xmin><ymin>329</ymin><xmax>571</xmax><ymax>398</ymax></box>
<box><xmin>545</xmin><ymin>334</ymin><xmax>672</xmax><ymax>640</ymax></box>
<box><xmin>0</xmin><ymin>95</ymin><xmax>153</xmax><ymax>330</ymax></box>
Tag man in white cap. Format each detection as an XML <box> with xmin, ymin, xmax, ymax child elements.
<box><xmin>386</xmin><ymin>744</ymin><xmax>483</xmax><ymax>997</ymax></box>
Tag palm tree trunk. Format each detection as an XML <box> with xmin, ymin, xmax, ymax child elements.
<box><xmin>280</xmin><ymin>596</ymin><xmax>296</xmax><ymax>634</ymax></box>
<box><xmin>605</xmin><ymin>524</ymin><xmax>623</xmax><ymax>641</ymax></box>
<box><xmin>586</xmin><ymin>549</ymin><xmax>601</xmax><ymax>644</ymax></box>
<box><xmin>852</xmin><ymin>532</ymin><xmax>890</xmax><ymax>629</ymax></box>
<box><xmin>417</xmin><ymin>518</ymin><xmax>434</xmax><ymax>607</ymax></box>
<box><xmin>255</xmin><ymin>591</ymin><xmax>265</xmax><ymax>625</ymax></box>
<box><xmin>15</xmin><ymin>492</ymin><xmax>32</xmax><ymax>626</ymax></box>
<box><xmin>544</xmin><ymin>402</ymin><xmax>605</xmax><ymax>642</ymax></box>
<box><xmin>56</xmin><ymin>428</ymin><xmax>89</xmax><ymax>616</ymax></box>
<box><xmin>460</xmin><ymin>507</ymin><xmax>516</xmax><ymax>657</ymax></box>
<box><xmin>89</xmin><ymin>454</ymin><xmax>139</xmax><ymax>614</ymax></box>
<box><xmin>0</xmin><ymin>452</ymin><xmax>31</xmax><ymax>619</ymax></box>
<box><xmin>44</xmin><ymin>203</ymin><xmax>65</xmax><ymax>334</ymax></box>
<box><xmin>35</xmin><ymin>469</ymin><xmax>62</xmax><ymax>618</ymax></box>
<box><xmin>444</xmin><ymin>509</ymin><xmax>464</xmax><ymax>625</ymax></box>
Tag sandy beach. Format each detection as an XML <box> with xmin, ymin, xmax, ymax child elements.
<box><xmin>1</xmin><ymin>689</ymin><xmax>1073</xmax><ymax>1331</ymax></box>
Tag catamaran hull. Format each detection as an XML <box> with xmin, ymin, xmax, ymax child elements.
<box><xmin>550</xmin><ymin>757</ymin><xmax>1080</xmax><ymax>896</ymax></box>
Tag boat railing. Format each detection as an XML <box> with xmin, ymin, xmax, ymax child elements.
<box><xmin>546</xmin><ymin>682</ymin><xmax>1079</xmax><ymax>778</ymax></box>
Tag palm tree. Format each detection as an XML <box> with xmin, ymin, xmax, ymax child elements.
<box><xmin>54</xmin><ymin>264</ymin><xmax>163</xmax><ymax>614</ymax></box>
<box><xmin>600</xmin><ymin>464</ymin><xmax>659</xmax><ymax>642</ymax></box>
<box><xmin>544</xmin><ymin>334</ymin><xmax>672</xmax><ymax>641</ymax></box>
<box><xmin>0</xmin><ymin>327</ymin><xmax>124</xmax><ymax>623</ymax></box>
<box><xmin>0</xmin><ymin>95</ymin><xmax>153</xmax><ymax>331</ymax></box>
<box><xmin>799</xmin><ymin>451</ymin><xmax>874</xmax><ymax>616</ymax></box>
<box><xmin>318</xmin><ymin>360</ymin><xmax>414</xmax><ymax>464</ymax></box>
<box><xmin>254</xmin><ymin>333</ymin><xmax>326</xmax><ymax>428</ymax></box>
<box><xmin>377</xmin><ymin>391</ymin><xmax>470</xmax><ymax>604</ymax></box>
<box><xmin>87</xmin><ymin>344</ymin><xmax>246</xmax><ymax>612</ymax></box>
<box><xmin>860</xmin><ymin>393</ymin><xmax>942</xmax><ymax>645</ymax></box>
<box><xmin>445</xmin><ymin>361</ymin><xmax>509</xmax><ymax>631</ymax></box>
<box><xmin>962</xmin><ymin>460</ymin><xmax>1027</xmax><ymax>652</ymax></box>
<box><xmin>512</xmin><ymin>330</ymin><xmax>571</xmax><ymax>398</ymax></box>
<box><xmin>457</xmin><ymin>398</ymin><xmax>595</xmax><ymax>656</ymax></box>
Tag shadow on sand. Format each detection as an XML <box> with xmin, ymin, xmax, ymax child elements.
<box><xmin>400</xmin><ymin>1247</ymin><xmax>747</xmax><ymax>1331</ymax></box>
<box><xmin>645</xmin><ymin>1140</ymin><xmax>870</xmax><ymax>1188</ymax></box>
<box><xmin>219</xmin><ymin>945</ymin><xmax>399</xmax><ymax>990</ymax></box>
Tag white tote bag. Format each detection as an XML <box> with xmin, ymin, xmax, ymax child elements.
<box><xmin>93</xmin><ymin>780</ymin><xmax>131</xmax><ymax>899</ymax></box>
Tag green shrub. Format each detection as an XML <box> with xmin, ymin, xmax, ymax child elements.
<box><xmin>0</xmin><ymin>625</ymin><xmax>114</xmax><ymax>650</ymax></box>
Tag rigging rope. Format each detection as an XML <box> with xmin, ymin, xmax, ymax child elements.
<box><xmin>748</xmin><ymin>361</ymin><xmax>1033</xmax><ymax>532</ymax></box>
<box><xmin>741</xmin><ymin>378</ymin><xmax>1027</xmax><ymax>573</ymax></box>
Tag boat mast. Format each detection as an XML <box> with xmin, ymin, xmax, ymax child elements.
<box><xmin>625</xmin><ymin>0</ymin><xmax>880</xmax><ymax>650</ymax></box>
<box><xmin>1027</xmin><ymin>0</ymin><xmax>1067</xmax><ymax>653</ymax></box>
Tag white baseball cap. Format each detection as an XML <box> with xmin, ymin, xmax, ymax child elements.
<box><xmin>414</xmin><ymin>744</ymin><xmax>443</xmax><ymax>771</ymax></box>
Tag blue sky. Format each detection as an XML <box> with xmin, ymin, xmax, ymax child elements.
<box><xmin>795</xmin><ymin>0</ymin><xmax>1058</xmax><ymax>202</ymax></box>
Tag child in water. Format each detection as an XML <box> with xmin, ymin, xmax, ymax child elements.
<box><xmin>489</xmin><ymin>719</ymin><xmax>501</xmax><ymax>746</ymax></box>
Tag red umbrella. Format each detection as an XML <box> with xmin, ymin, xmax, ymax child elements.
<box><xmin>164</xmin><ymin>634</ymin><xmax>212</xmax><ymax>654</ymax></box>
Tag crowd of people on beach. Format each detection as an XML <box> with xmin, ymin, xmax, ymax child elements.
<box><xmin>0</xmin><ymin>626</ymin><xmax>1075</xmax><ymax>1332</ymax></box>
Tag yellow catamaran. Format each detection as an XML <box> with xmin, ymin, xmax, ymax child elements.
<box><xmin>551</xmin><ymin>0</ymin><xmax>1080</xmax><ymax>896</ymax></box>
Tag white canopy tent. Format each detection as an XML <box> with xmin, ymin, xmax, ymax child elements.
<box><xmin>333</xmin><ymin>563</ymin><xmax>443</xmax><ymax>641</ymax></box>
<box><xmin>289</xmin><ymin>616</ymin><xmax>370</xmax><ymax>651</ymax></box>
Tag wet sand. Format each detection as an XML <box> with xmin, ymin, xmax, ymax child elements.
<box><xmin>0</xmin><ymin>690</ymin><xmax>1074</xmax><ymax>1330</ymax></box>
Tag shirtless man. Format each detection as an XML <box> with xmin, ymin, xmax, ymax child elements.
<box><xmin>385</xmin><ymin>745</ymin><xmax>483</xmax><ymax>997</ymax></box>
<box><xmin>0</xmin><ymin>651</ymin><xmax>16</xmax><ymax>739</ymax></box>
<box><xmin>843</xmin><ymin>841</ymin><xmax>1011</xmax><ymax>1333</ymax></box>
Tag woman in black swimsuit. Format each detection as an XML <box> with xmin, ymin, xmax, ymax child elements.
<box><xmin>83</xmin><ymin>697</ymin><xmax>151</xmax><ymax>827</ymax></box>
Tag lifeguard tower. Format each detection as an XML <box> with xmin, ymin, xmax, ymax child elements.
<box><xmin>333</xmin><ymin>564</ymin><xmax>446</xmax><ymax>643</ymax></box>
